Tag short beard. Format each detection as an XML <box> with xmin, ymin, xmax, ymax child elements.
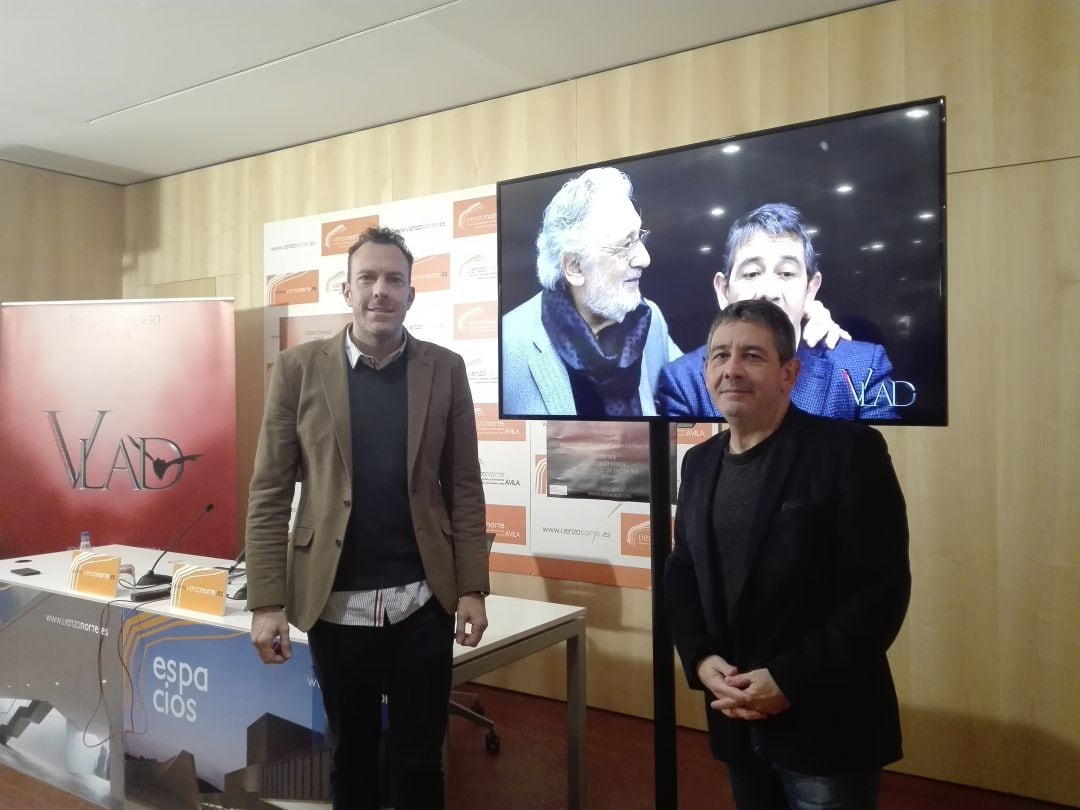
<box><xmin>581</xmin><ymin>272</ymin><xmax>641</xmax><ymax>324</ymax></box>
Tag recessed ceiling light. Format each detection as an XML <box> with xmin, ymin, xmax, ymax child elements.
<box><xmin>806</xmin><ymin>227</ymin><xmax>819</xmax><ymax>236</ymax></box>
<box><xmin>870</xmin><ymin>242</ymin><xmax>885</xmax><ymax>251</ymax></box>
<box><xmin>699</xmin><ymin>245</ymin><xmax>712</xmax><ymax>254</ymax></box>
<box><xmin>710</xmin><ymin>207</ymin><xmax>725</xmax><ymax>217</ymax></box>
<box><xmin>918</xmin><ymin>211</ymin><xmax>935</xmax><ymax>220</ymax></box>
<box><xmin>912</xmin><ymin>239</ymin><xmax>923</xmax><ymax>245</ymax></box>
<box><xmin>836</xmin><ymin>184</ymin><xmax>854</xmax><ymax>194</ymax></box>
<box><xmin>906</xmin><ymin>109</ymin><xmax>930</xmax><ymax>119</ymax></box>
<box><xmin>721</xmin><ymin>144</ymin><xmax>741</xmax><ymax>154</ymax></box>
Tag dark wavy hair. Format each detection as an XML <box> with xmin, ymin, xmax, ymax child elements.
<box><xmin>721</xmin><ymin>202</ymin><xmax>817</xmax><ymax>281</ymax></box>
<box><xmin>707</xmin><ymin>299</ymin><xmax>797</xmax><ymax>364</ymax></box>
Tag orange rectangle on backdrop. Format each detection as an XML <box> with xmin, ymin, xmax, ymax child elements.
<box><xmin>412</xmin><ymin>254</ymin><xmax>452</xmax><ymax>292</ymax></box>
<box><xmin>676</xmin><ymin>423</ymin><xmax>716</xmax><ymax>445</ymax></box>
<box><xmin>321</xmin><ymin>215</ymin><xmax>380</xmax><ymax>256</ymax></box>
<box><xmin>267</xmin><ymin>270</ymin><xmax>320</xmax><ymax>306</ymax></box>
<box><xmin>453</xmin><ymin>196</ymin><xmax>497</xmax><ymax>238</ymax></box>
<box><xmin>620</xmin><ymin>514</ymin><xmax>652</xmax><ymax>558</ymax></box>
<box><xmin>486</xmin><ymin>504</ymin><xmax>526</xmax><ymax>546</ymax></box>
<box><xmin>454</xmin><ymin>301</ymin><xmax>497</xmax><ymax>340</ymax></box>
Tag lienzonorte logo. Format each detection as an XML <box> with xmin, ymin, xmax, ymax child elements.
<box><xmin>485</xmin><ymin>504</ymin><xmax>526</xmax><ymax>546</ymax></box>
<box><xmin>465</xmin><ymin>354</ymin><xmax>497</xmax><ymax>386</ymax></box>
<box><xmin>412</xmin><ymin>254</ymin><xmax>452</xmax><ymax>293</ymax></box>
<box><xmin>453</xmin><ymin>196</ymin><xmax>497</xmax><ymax>238</ymax></box>
<box><xmin>534</xmin><ymin>455</ymin><xmax>548</xmax><ymax>495</ymax></box>
<box><xmin>842</xmin><ymin>368</ymin><xmax>917</xmax><ymax>408</ymax></box>
<box><xmin>457</xmin><ymin>252</ymin><xmax>497</xmax><ymax>283</ymax></box>
<box><xmin>676</xmin><ymin>424</ymin><xmax>714</xmax><ymax>446</ymax></box>
<box><xmin>474</xmin><ymin>404</ymin><xmax>525</xmax><ymax>442</ymax></box>
<box><xmin>46</xmin><ymin>410</ymin><xmax>202</xmax><ymax>491</ymax></box>
<box><xmin>265</xmin><ymin>270</ymin><xmax>320</xmax><ymax>307</ymax></box>
<box><xmin>620</xmin><ymin>514</ymin><xmax>651</xmax><ymax>558</ymax></box>
<box><xmin>454</xmin><ymin>301</ymin><xmax>497</xmax><ymax>340</ymax></box>
<box><xmin>321</xmin><ymin>215</ymin><xmax>380</xmax><ymax>256</ymax></box>
<box><xmin>479</xmin><ymin>460</ymin><xmax>522</xmax><ymax>489</ymax></box>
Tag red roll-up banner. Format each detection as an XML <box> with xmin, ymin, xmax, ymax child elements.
<box><xmin>0</xmin><ymin>299</ymin><xmax>236</xmax><ymax>558</ymax></box>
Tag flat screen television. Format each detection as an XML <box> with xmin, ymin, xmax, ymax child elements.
<box><xmin>497</xmin><ymin>97</ymin><xmax>946</xmax><ymax>425</ymax></box>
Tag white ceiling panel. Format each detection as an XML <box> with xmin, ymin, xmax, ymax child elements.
<box><xmin>0</xmin><ymin>0</ymin><xmax>882</xmax><ymax>184</ymax></box>
<box><xmin>0</xmin><ymin>0</ymin><xmax>445</xmax><ymax>116</ymax></box>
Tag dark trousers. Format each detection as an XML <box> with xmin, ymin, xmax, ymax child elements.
<box><xmin>307</xmin><ymin>598</ymin><xmax>455</xmax><ymax>810</ymax></box>
<box><xmin>726</xmin><ymin>753</ymin><xmax>881</xmax><ymax>810</ymax></box>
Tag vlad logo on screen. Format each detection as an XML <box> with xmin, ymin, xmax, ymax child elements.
<box><xmin>46</xmin><ymin>410</ymin><xmax>203</xmax><ymax>491</ymax></box>
<box><xmin>842</xmin><ymin>368</ymin><xmax>917</xmax><ymax>409</ymax></box>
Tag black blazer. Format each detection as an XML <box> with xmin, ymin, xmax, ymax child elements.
<box><xmin>664</xmin><ymin>407</ymin><xmax>910</xmax><ymax>775</ymax></box>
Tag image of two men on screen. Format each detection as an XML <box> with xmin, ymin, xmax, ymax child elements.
<box><xmin>500</xmin><ymin>167</ymin><xmax>902</xmax><ymax>422</ymax></box>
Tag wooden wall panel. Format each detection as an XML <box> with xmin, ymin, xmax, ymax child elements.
<box><xmin>311</xmin><ymin>127</ymin><xmax>394</xmax><ymax>214</ymax></box>
<box><xmin>831</xmin><ymin>0</ymin><xmax>1080</xmax><ymax>173</ymax></box>
<box><xmin>390</xmin><ymin>82</ymin><xmax>577</xmax><ymax>198</ymax></box>
<box><xmin>118</xmin><ymin>0</ymin><xmax>1080</xmax><ymax>803</ymax></box>
<box><xmin>892</xmin><ymin>158</ymin><xmax>1080</xmax><ymax>800</ymax></box>
<box><xmin>247</xmin><ymin>141</ymin><xmax>321</xmax><ymax>225</ymax></box>
<box><xmin>577</xmin><ymin>20</ymin><xmax>829</xmax><ymax>166</ymax></box>
<box><xmin>0</xmin><ymin>161</ymin><xmax>122</xmax><ymax>303</ymax></box>
<box><xmin>123</xmin><ymin>161</ymin><xmax>250</xmax><ymax>289</ymax></box>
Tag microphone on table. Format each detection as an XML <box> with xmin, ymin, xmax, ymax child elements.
<box><xmin>225</xmin><ymin>548</ymin><xmax>245</xmax><ymax>576</ymax></box>
<box><xmin>226</xmin><ymin>549</ymin><xmax>248</xmax><ymax>601</ymax></box>
<box><xmin>135</xmin><ymin>503</ymin><xmax>214</xmax><ymax>587</ymax></box>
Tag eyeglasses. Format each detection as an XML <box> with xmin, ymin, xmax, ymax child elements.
<box><xmin>598</xmin><ymin>229</ymin><xmax>651</xmax><ymax>258</ymax></box>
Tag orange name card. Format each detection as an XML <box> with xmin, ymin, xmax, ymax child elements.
<box><xmin>170</xmin><ymin>564</ymin><xmax>227</xmax><ymax>616</ymax></box>
<box><xmin>68</xmin><ymin>552</ymin><xmax>121</xmax><ymax>597</ymax></box>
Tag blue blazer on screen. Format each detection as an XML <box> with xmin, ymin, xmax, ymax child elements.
<box><xmin>655</xmin><ymin>339</ymin><xmax>899</xmax><ymax>421</ymax></box>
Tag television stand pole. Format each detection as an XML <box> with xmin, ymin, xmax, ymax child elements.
<box><xmin>649</xmin><ymin>421</ymin><xmax>677</xmax><ymax>808</ymax></box>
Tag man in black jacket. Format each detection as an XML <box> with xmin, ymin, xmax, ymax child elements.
<box><xmin>664</xmin><ymin>299</ymin><xmax>910</xmax><ymax>809</ymax></box>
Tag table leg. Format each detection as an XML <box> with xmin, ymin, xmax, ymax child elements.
<box><xmin>566</xmin><ymin>617</ymin><xmax>586</xmax><ymax>810</ymax></box>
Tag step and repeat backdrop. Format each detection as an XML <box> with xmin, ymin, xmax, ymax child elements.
<box><xmin>263</xmin><ymin>187</ymin><xmax>714</xmax><ymax>589</ymax></box>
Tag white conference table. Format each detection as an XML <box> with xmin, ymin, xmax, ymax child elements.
<box><xmin>0</xmin><ymin>544</ymin><xmax>586</xmax><ymax>809</ymax></box>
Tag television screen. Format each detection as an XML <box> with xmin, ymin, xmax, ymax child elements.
<box><xmin>497</xmin><ymin>97</ymin><xmax>946</xmax><ymax>425</ymax></box>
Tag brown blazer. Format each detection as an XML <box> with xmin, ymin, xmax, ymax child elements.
<box><xmin>244</xmin><ymin>328</ymin><xmax>489</xmax><ymax>631</ymax></box>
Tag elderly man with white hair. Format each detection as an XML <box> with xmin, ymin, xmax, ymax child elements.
<box><xmin>501</xmin><ymin>167</ymin><xmax>681</xmax><ymax>417</ymax></box>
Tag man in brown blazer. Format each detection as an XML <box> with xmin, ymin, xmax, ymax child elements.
<box><xmin>245</xmin><ymin>226</ymin><xmax>489</xmax><ymax>810</ymax></box>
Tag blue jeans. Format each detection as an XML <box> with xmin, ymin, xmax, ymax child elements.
<box><xmin>726</xmin><ymin>755</ymin><xmax>881</xmax><ymax>810</ymax></box>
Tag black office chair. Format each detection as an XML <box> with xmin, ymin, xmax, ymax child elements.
<box><xmin>449</xmin><ymin>532</ymin><xmax>500</xmax><ymax>753</ymax></box>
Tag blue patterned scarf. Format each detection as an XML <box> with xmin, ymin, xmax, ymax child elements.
<box><xmin>540</xmin><ymin>283</ymin><xmax>652</xmax><ymax>417</ymax></box>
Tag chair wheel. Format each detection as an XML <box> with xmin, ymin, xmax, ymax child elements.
<box><xmin>485</xmin><ymin>730</ymin><xmax>501</xmax><ymax>754</ymax></box>
<box><xmin>472</xmin><ymin>701</ymin><xmax>485</xmax><ymax>716</ymax></box>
